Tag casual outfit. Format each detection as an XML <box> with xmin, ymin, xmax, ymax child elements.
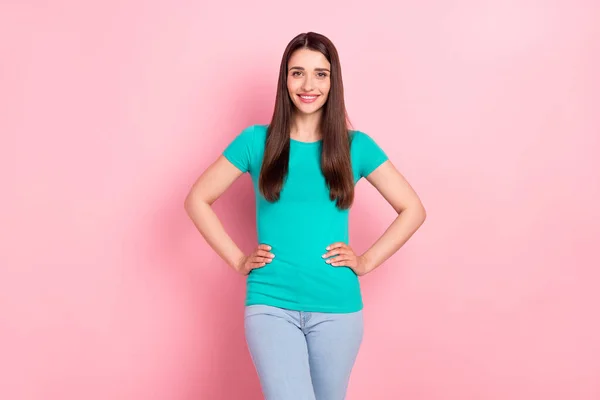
<box><xmin>222</xmin><ymin>124</ymin><xmax>388</xmax><ymax>399</ymax></box>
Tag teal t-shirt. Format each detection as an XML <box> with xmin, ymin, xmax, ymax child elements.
<box><xmin>223</xmin><ymin>124</ymin><xmax>388</xmax><ymax>313</ymax></box>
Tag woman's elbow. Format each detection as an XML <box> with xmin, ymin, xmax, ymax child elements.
<box><xmin>403</xmin><ymin>202</ymin><xmax>426</xmax><ymax>222</ymax></box>
<box><xmin>184</xmin><ymin>190</ymin><xmax>198</xmax><ymax>214</ymax></box>
<box><xmin>416</xmin><ymin>203</ymin><xmax>427</xmax><ymax>224</ymax></box>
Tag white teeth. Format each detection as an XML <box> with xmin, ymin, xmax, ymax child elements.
<box><xmin>300</xmin><ymin>95</ymin><xmax>317</xmax><ymax>99</ymax></box>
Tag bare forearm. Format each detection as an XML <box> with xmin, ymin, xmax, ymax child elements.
<box><xmin>184</xmin><ymin>198</ymin><xmax>245</xmax><ymax>272</ymax></box>
<box><xmin>361</xmin><ymin>206</ymin><xmax>426</xmax><ymax>274</ymax></box>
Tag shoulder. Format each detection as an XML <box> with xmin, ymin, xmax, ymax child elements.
<box><xmin>348</xmin><ymin>129</ymin><xmax>389</xmax><ymax>177</ymax></box>
<box><xmin>349</xmin><ymin>129</ymin><xmax>365</xmax><ymax>141</ymax></box>
<box><xmin>349</xmin><ymin>128</ymin><xmax>388</xmax><ymax>166</ymax></box>
<box><xmin>252</xmin><ymin>124</ymin><xmax>268</xmax><ymax>141</ymax></box>
<box><xmin>239</xmin><ymin>124</ymin><xmax>267</xmax><ymax>143</ymax></box>
<box><xmin>349</xmin><ymin>129</ymin><xmax>377</xmax><ymax>150</ymax></box>
<box><xmin>232</xmin><ymin>124</ymin><xmax>267</xmax><ymax>144</ymax></box>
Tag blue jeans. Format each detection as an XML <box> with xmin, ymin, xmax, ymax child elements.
<box><xmin>244</xmin><ymin>304</ymin><xmax>364</xmax><ymax>400</ymax></box>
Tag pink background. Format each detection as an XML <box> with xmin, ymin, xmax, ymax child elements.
<box><xmin>2</xmin><ymin>1</ymin><xmax>599</xmax><ymax>399</ymax></box>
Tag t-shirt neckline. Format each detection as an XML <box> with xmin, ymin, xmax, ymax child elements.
<box><xmin>290</xmin><ymin>137</ymin><xmax>322</xmax><ymax>145</ymax></box>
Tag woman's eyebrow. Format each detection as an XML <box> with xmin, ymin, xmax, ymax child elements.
<box><xmin>289</xmin><ymin>66</ymin><xmax>331</xmax><ymax>72</ymax></box>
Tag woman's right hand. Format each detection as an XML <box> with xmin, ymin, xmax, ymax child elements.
<box><xmin>236</xmin><ymin>244</ymin><xmax>275</xmax><ymax>275</ymax></box>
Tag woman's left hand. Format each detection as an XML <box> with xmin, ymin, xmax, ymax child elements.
<box><xmin>322</xmin><ymin>242</ymin><xmax>371</xmax><ymax>276</ymax></box>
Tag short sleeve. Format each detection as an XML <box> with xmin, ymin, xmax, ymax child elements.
<box><xmin>355</xmin><ymin>131</ymin><xmax>389</xmax><ymax>178</ymax></box>
<box><xmin>222</xmin><ymin>125</ymin><xmax>255</xmax><ymax>173</ymax></box>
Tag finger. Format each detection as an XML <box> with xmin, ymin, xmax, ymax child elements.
<box><xmin>257</xmin><ymin>244</ymin><xmax>272</xmax><ymax>251</ymax></box>
<box><xmin>252</xmin><ymin>256</ymin><xmax>272</xmax><ymax>263</ymax></box>
<box><xmin>322</xmin><ymin>249</ymin><xmax>350</xmax><ymax>259</ymax></box>
<box><xmin>256</xmin><ymin>250</ymin><xmax>275</xmax><ymax>258</ymax></box>
<box><xmin>326</xmin><ymin>242</ymin><xmax>347</xmax><ymax>251</ymax></box>
<box><xmin>331</xmin><ymin>258</ymin><xmax>356</xmax><ymax>267</ymax></box>
<box><xmin>326</xmin><ymin>255</ymin><xmax>353</xmax><ymax>264</ymax></box>
<box><xmin>331</xmin><ymin>259</ymin><xmax>354</xmax><ymax>267</ymax></box>
<box><xmin>250</xmin><ymin>261</ymin><xmax>267</xmax><ymax>269</ymax></box>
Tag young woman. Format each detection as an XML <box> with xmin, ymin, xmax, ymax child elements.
<box><xmin>185</xmin><ymin>32</ymin><xmax>426</xmax><ymax>400</ymax></box>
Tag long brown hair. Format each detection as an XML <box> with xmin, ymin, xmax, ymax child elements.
<box><xmin>258</xmin><ymin>32</ymin><xmax>354</xmax><ymax>210</ymax></box>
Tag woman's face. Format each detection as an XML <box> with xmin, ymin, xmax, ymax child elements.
<box><xmin>286</xmin><ymin>48</ymin><xmax>331</xmax><ymax>115</ymax></box>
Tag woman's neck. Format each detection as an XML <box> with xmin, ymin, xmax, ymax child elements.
<box><xmin>290</xmin><ymin>111</ymin><xmax>322</xmax><ymax>142</ymax></box>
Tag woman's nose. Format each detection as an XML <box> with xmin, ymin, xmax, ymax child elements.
<box><xmin>301</xmin><ymin>76</ymin><xmax>314</xmax><ymax>91</ymax></box>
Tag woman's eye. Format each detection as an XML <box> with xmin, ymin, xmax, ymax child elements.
<box><xmin>290</xmin><ymin>71</ymin><xmax>327</xmax><ymax>78</ymax></box>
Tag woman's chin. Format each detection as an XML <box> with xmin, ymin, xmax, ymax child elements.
<box><xmin>295</xmin><ymin>103</ymin><xmax>324</xmax><ymax>115</ymax></box>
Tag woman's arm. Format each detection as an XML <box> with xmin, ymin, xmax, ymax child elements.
<box><xmin>359</xmin><ymin>160</ymin><xmax>427</xmax><ymax>274</ymax></box>
<box><xmin>184</xmin><ymin>155</ymin><xmax>248</xmax><ymax>272</ymax></box>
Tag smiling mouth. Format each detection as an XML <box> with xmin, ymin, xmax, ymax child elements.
<box><xmin>298</xmin><ymin>94</ymin><xmax>319</xmax><ymax>103</ymax></box>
